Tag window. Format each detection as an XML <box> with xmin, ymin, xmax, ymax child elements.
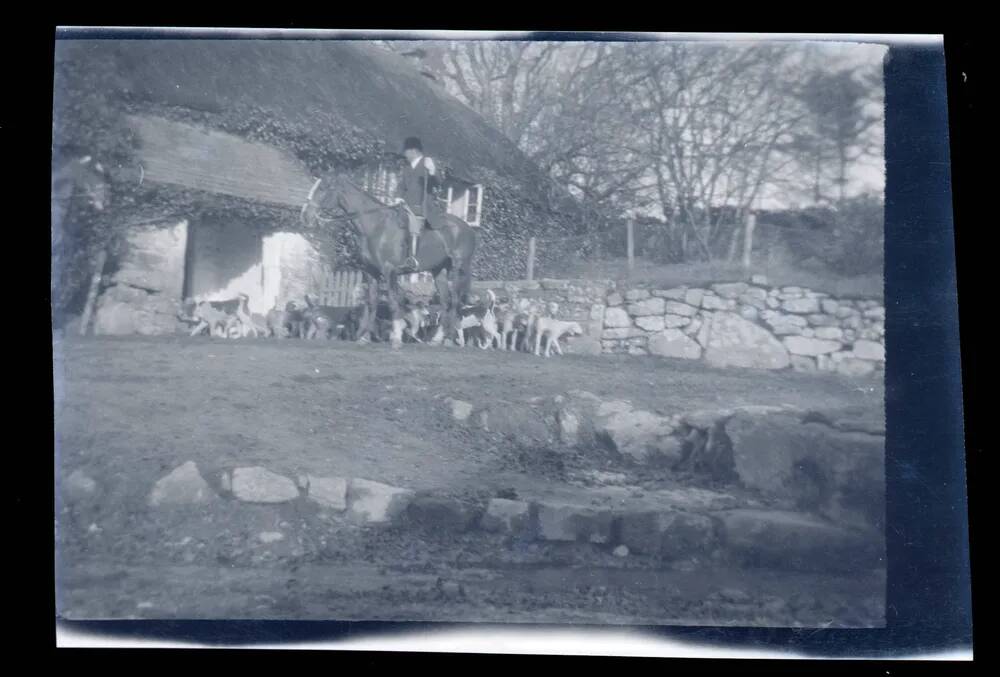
<box><xmin>466</xmin><ymin>184</ymin><xmax>483</xmax><ymax>226</ymax></box>
<box><xmin>445</xmin><ymin>183</ymin><xmax>484</xmax><ymax>227</ymax></box>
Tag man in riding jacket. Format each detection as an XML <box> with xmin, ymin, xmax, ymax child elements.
<box><xmin>393</xmin><ymin>136</ymin><xmax>443</xmax><ymax>270</ymax></box>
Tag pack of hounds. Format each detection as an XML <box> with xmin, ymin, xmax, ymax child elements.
<box><xmin>178</xmin><ymin>289</ymin><xmax>584</xmax><ymax>358</ymax></box>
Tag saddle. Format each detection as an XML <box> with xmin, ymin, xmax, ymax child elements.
<box><xmin>398</xmin><ymin>204</ymin><xmax>452</xmax><ymax>265</ymax></box>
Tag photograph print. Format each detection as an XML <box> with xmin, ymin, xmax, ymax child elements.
<box><xmin>53</xmin><ymin>30</ymin><xmax>898</xmax><ymax>630</ymax></box>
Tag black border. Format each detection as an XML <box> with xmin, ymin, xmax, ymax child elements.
<box><xmin>25</xmin><ymin>23</ymin><xmax>977</xmax><ymax>662</ymax></box>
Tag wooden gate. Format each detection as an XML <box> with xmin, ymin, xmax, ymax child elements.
<box><xmin>315</xmin><ymin>268</ymin><xmax>364</xmax><ymax>307</ymax></box>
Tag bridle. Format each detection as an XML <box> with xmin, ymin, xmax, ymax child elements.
<box><xmin>300</xmin><ymin>177</ymin><xmax>401</xmax><ymax>226</ymax></box>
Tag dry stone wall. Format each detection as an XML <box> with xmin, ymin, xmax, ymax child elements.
<box><xmin>472</xmin><ymin>277</ymin><xmax>885</xmax><ymax>377</ymax></box>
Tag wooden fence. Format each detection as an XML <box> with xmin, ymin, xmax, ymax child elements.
<box><xmin>314</xmin><ymin>268</ymin><xmax>364</xmax><ymax>307</ymax></box>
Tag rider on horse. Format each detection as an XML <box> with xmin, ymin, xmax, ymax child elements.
<box><xmin>393</xmin><ymin>136</ymin><xmax>445</xmax><ymax>271</ymax></box>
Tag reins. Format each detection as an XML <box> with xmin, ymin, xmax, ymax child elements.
<box><xmin>301</xmin><ymin>177</ymin><xmax>400</xmax><ymax>225</ymax></box>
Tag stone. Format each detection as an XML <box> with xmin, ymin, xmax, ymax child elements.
<box><xmin>627</xmin><ymin>297</ymin><xmax>666</xmax><ymax>316</ymax></box>
<box><xmin>701</xmin><ymin>295</ymin><xmax>728</xmax><ymax>310</ymax></box>
<box><xmin>663</xmin><ymin>314</ymin><xmax>692</xmax><ymax>329</ymax></box>
<box><xmin>716</xmin><ymin>509</ymin><xmax>884</xmax><ymax>573</ymax></box>
<box><xmin>347</xmin><ymin>478</ymin><xmax>415</xmax><ymax>525</ymax></box>
<box><xmin>765</xmin><ymin>296</ymin><xmax>781</xmax><ymax>309</ymax></box>
<box><xmin>684</xmin><ymin>317</ymin><xmax>703</xmax><ymax>337</ymax></box>
<box><xmin>556</xmin><ymin>408</ymin><xmax>581</xmax><ymax>445</ymax></box>
<box><xmin>783</xmin><ymin>336</ymin><xmax>843</xmax><ymax>356</ymax></box>
<box><xmin>628</xmin><ymin>346</ymin><xmax>649</xmax><ymax>356</ymax></box>
<box><xmin>149</xmin><ymin>461</ymin><xmax>215</xmax><ymax>507</ymax></box>
<box><xmin>836</xmin><ymin>358</ymin><xmax>877</xmax><ymax>377</ymax></box>
<box><xmin>445</xmin><ymin>398</ymin><xmax>474</xmax><ymax>421</ymax></box>
<box><xmin>864</xmin><ymin>307</ymin><xmax>886</xmax><ymax>320</ymax></box>
<box><xmin>782</xmin><ymin>297</ymin><xmax>821</xmax><ymax>314</ymax></box>
<box><xmin>606</xmin><ymin>292</ymin><xmax>624</xmax><ymax>306</ymax></box>
<box><xmin>750</xmin><ymin>274</ymin><xmax>768</xmax><ymax>285</ymax></box>
<box><xmin>232</xmin><ymin>467</ymin><xmax>300</xmax><ymax>504</ymax></box>
<box><xmin>220</xmin><ymin>471</ymin><xmax>232</xmax><ymax>493</ymax></box>
<box><xmin>821</xmin><ymin>299</ymin><xmax>840</xmax><ymax>315</ymax></box>
<box><xmin>806</xmin><ymin>314</ymin><xmax>839</xmax><ymax>327</ymax></box>
<box><xmin>738</xmin><ymin>305</ymin><xmax>759</xmax><ymax>322</ymax></box>
<box><xmin>762</xmin><ymin>310</ymin><xmax>807</xmax><ymax>326</ymax></box>
<box><xmin>589</xmin><ymin>304</ymin><xmax>606</xmax><ymax>320</ymax></box>
<box><xmin>307</xmin><ymin>475</ymin><xmax>348</xmax><ymax>511</ymax></box>
<box><xmin>781</xmin><ymin>286</ymin><xmax>805</xmax><ymax>294</ymax></box>
<box><xmin>562</xmin><ymin>335</ymin><xmax>603</xmax><ymax>356</ymax></box>
<box><xmin>480</xmin><ymin>499</ymin><xmax>532</xmax><ymax>534</ymax></box>
<box><xmin>602</xmin><ymin>327</ymin><xmax>644</xmax><ymax>340</ymax></box>
<box><xmin>625</xmin><ymin>289</ymin><xmax>650</xmax><ymax>301</ymax></box>
<box><xmin>664</xmin><ymin>301</ymin><xmax>698</xmax><ymax>317</ymax></box>
<box><xmin>536</xmin><ymin>502</ymin><xmax>614</xmax><ymax>543</ymax></box>
<box><xmin>613</xmin><ymin>545</ymin><xmax>630</xmax><ymax>558</ymax></box>
<box><xmin>619</xmin><ymin>510</ymin><xmax>717</xmax><ymax>558</ymax></box>
<box><xmin>836</xmin><ymin>305</ymin><xmax>860</xmax><ymax>319</ymax></box>
<box><xmin>701</xmin><ymin>312</ymin><xmax>791</xmax><ymax>370</ymax></box>
<box><xmin>739</xmin><ymin>288</ymin><xmax>768</xmax><ymax>309</ymax></box>
<box><xmin>648</xmin><ymin>329</ymin><xmax>703</xmax><ymax>360</ymax></box>
<box><xmin>406</xmin><ymin>495</ymin><xmax>480</xmax><ymax>531</ymax></box>
<box><xmin>711</xmin><ymin>282</ymin><xmax>749</xmax><ymax>299</ymax></box>
<box><xmin>679</xmin><ymin>408</ymin><xmax>735</xmax><ymax>429</ymax></box>
<box><xmin>65</xmin><ymin>469</ymin><xmax>97</xmax><ymax>500</ymax></box>
<box><xmin>790</xmin><ymin>355</ymin><xmax>817</xmax><ymax>372</ymax></box>
<box><xmin>540</xmin><ymin>279</ymin><xmax>572</xmax><ymax>290</ymax></box>
<box><xmin>841</xmin><ymin>315</ymin><xmax>864</xmax><ymax>330</ymax></box>
<box><xmin>801</xmin><ymin>328</ymin><xmax>816</xmax><ymax>338</ymax></box>
<box><xmin>92</xmin><ymin>221</ymin><xmax>189</xmax><ymax>336</ymax></box>
<box><xmin>259</xmin><ymin>531</ymin><xmax>284</xmax><ymax>544</ymax></box>
<box><xmin>595</xmin><ymin>406</ymin><xmax>681</xmax><ymax>465</ymax></box>
<box><xmin>652</xmin><ymin>288</ymin><xmax>688</xmax><ymax>300</ymax></box>
<box><xmin>603</xmin><ymin>307</ymin><xmax>632</xmax><ymax>328</ymax></box>
<box><xmin>725</xmin><ymin>411</ymin><xmax>885</xmax><ymax>531</ymax></box>
<box><xmin>684</xmin><ymin>289</ymin><xmax>705</xmax><ymax>307</ymax></box>
<box><xmin>814</xmin><ymin>327</ymin><xmax>844</xmax><ymax>341</ymax></box>
<box><xmin>853</xmin><ymin>339</ymin><xmax>885</xmax><ymax>362</ymax></box>
<box><xmin>635</xmin><ymin>315</ymin><xmax>666</xmax><ymax>332</ymax></box>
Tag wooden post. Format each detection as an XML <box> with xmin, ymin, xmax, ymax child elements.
<box><xmin>626</xmin><ymin>218</ymin><xmax>635</xmax><ymax>272</ymax></box>
<box><xmin>742</xmin><ymin>212</ymin><xmax>757</xmax><ymax>270</ymax></box>
<box><xmin>79</xmin><ymin>248</ymin><xmax>108</xmax><ymax>336</ymax></box>
<box><xmin>526</xmin><ymin>237</ymin><xmax>536</xmax><ymax>281</ymax></box>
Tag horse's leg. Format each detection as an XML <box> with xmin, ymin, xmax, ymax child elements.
<box><xmin>356</xmin><ymin>274</ymin><xmax>377</xmax><ymax>344</ymax></box>
<box><xmin>386</xmin><ymin>270</ymin><xmax>404</xmax><ymax>350</ymax></box>
<box><xmin>430</xmin><ymin>268</ymin><xmax>450</xmax><ymax>346</ymax></box>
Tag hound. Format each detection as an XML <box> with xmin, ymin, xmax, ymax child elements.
<box><xmin>234</xmin><ymin>293</ymin><xmax>259</xmax><ymax>338</ymax></box>
<box><xmin>534</xmin><ymin>318</ymin><xmax>584</xmax><ymax>357</ymax></box>
<box><xmin>179</xmin><ymin>299</ymin><xmax>238</xmax><ymax>338</ymax></box>
<box><xmin>302</xmin><ymin>295</ymin><xmax>357</xmax><ymax>340</ymax></box>
<box><xmin>401</xmin><ymin>300</ymin><xmax>431</xmax><ymax>343</ymax></box>
<box><xmin>456</xmin><ymin>290</ymin><xmax>498</xmax><ymax>348</ymax></box>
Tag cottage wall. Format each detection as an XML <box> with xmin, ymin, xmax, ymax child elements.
<box><xmin>92</xmin><ymin>220</ymin><xmax>189</xmax><ymax>336</ymax></box>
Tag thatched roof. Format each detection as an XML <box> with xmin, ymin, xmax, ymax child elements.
<box><xmin>53</xmin><ymin>39</ymin><xmax>549</xmax><ymax>191</ymax></box>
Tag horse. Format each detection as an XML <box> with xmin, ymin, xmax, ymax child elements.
<box><xmin>300</xmin><ymin>173</ymin><xmax>477</xmax><ymax>348</ymax></box>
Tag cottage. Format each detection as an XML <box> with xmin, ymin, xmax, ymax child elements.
<box><xmin>52</xmin><ymin>39</ymin><xmax>579</xmax><ymax>334</ymax></box>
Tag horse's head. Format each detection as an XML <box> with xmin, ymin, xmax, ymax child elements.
<box><xmin>300</xmin><ymin>172</ymin><xmax>352</xmax><ymax>228</ymax></box>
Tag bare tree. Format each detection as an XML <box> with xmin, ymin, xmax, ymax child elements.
<box><xmin>619</xmin><ymin>43</ymin><xmax>807</xmax><ymax>261</ymax></box>
<box><xmin>791</xmin><ymin>63</ymin><xmax>884</xmax><ymax>203</ymax></box>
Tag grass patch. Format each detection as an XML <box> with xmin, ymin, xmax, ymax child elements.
<box><xmin>542</xmin><ymin>257</ymin><xmax>883</xmax><ymax>299</ymax></box>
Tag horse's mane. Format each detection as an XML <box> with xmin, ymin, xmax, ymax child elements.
<box><xmin>328</xmin><ymin>173</ymin><xmax>391</xmax><ymax>210</ymax></box>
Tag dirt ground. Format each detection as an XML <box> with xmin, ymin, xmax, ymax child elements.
<box><xmin>53</xmin><ymin>335</ymin><xmax>885</xmax><ymax>626</ymax></box>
